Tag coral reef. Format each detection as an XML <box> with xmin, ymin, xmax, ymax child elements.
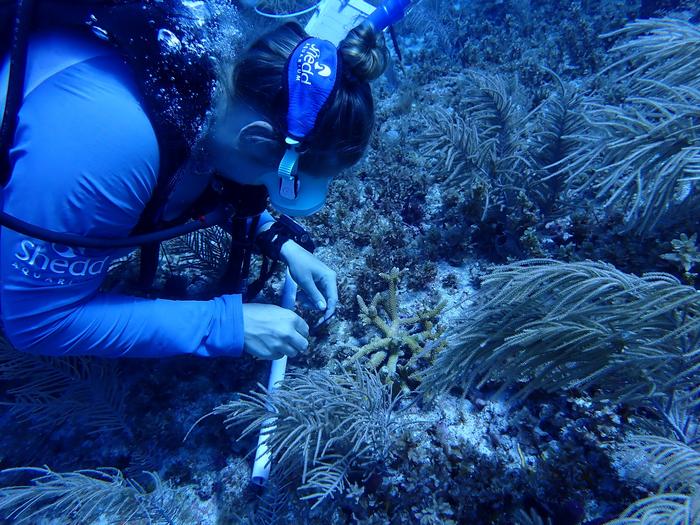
<box><xmin>3</xmin><ymin>2</ymin><xmax>700</xmax><ymax>524</ymax></box>
<box><xmin>342</xmin><ymin>267</ymin><xmax>446</xmax><ymax>392</ymax></box>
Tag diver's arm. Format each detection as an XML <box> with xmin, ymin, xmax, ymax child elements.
<box><xmin>1</xmin><ymin>293</ymin><xmax>245</xmax><ymax>358</ymax></box>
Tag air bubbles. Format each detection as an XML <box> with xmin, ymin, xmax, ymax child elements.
<box><xmin>86</xmin><ymin>14</ymin><xmax>110</xmax><ymax>41</ymax></box>
<box><xmin>158</xmin><ymin>28</ymin><xmax>182</xmax><ymax>53</ymax></box>
<box><xmin>182</xmin><ymin>0</ymin><xmax>209</xmax><ymax>27</ymax></box>
<box><xmin>91</xmin><ymin>26</ymin><xmax>110</xmax><ymax>41</ymax></box>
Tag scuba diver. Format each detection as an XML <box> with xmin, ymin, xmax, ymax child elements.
<box><xmin>0</xmin><ymin>0</ymin><xmax>409</xmax><ymax>360</ymax></box>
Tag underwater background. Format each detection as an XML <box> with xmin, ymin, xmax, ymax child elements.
<box><xmin>1</xmin><ymin>0</ymin><xmax>700</xmax><ymax>523</ymax></box>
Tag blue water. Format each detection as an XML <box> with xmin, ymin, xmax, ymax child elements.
<box><xmin>0</xmin><ymin>0</ymin><xmax>699</xmax><ymax>523</ymax></box>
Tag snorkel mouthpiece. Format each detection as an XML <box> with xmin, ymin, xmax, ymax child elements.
<box><xmin>366</xmin><ymin>0</ymin><xmax>411</xmax><ymax>33</ymax></box>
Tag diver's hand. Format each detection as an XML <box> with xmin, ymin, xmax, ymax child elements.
<box><xmin>280</xmin><ymin>241</ymin><xmax>338</xmax><ymax>320</ymax></box>
<box><xmin>242</xmin><ymin>303</ymin><xmax>309</xmax><ymax>359</ymax></box>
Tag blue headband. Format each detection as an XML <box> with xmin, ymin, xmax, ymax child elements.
<box><xmin>285</xmin><ymin>37</ymin><xmax>339</xmax><ymax>140</ymax></box>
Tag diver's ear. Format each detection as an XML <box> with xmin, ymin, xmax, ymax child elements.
<box><xmin>236</xmin><ymin>121</ymin><xmax>284</xmax><ymax>163</ymax></box>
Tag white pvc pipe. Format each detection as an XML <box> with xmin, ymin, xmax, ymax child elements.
<box><xmin>251</xmin><ymin>270</ymin><xmax>297</xmax><ymax>486</ymax></box>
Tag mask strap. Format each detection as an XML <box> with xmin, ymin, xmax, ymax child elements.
<box><xmin>278</xmin><ymin>137</ymin><xmax>300</xmax><ymax>200</ymax></box>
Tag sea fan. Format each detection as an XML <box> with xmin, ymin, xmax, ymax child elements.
<box><xmin>625</xmin><ymin>436</ymin><xmax>700</xmax><ymax>493</ymax></box>
<box><xmin>0</xmin><ymin>467</ymin><xmax>190</xmax><ymax>524</ymax></box>
<box><xmin>0</xmin><ymin>339</ymin><xmax>128</xmax><ymax>435</ymax></box>
<box><xmin>419</xmin><ymin>72</ymin><xmax>530</xmax><ymax>220</ymax></box>
<box><xmin>551</xmin><ymin>84</ymin><xmax>700</xmax><ymax>235</ymax></box>
<box><xmin>421</xmin><ymin>259</ymin><xmax>700</xmax><ymax>405</ymax></box>
<box><xmin>208</xmin><ymin>364</ymin><xmax>406</xmax><ymax>508</ymax></box>
<box><xmin>604</xmin><ymin>492</ymin><xmax>699</xmax><ymax>525</ymax></box>
<box><xmin>530</xmin><ymin>70</ymin><xmax>588</xmax><ymax>212</ymax></box>
<box><xmin>549</xmin><ymin>18</ymin><xmax>700</xmax><ymax>236</ymax></box>
<box><xmin>601</xmin><ymin>18</ymin><xmax>700</xmax><ymax>93</ymax></box>
<box><xmin>161</xmin><ymin>225</ymin><xmax>231</xmax><ymax>275</ymax></box>
<box><xmin>531</xmin><ymin>71</ymin><xmax>587</xmax><ymax>176</ymax></box>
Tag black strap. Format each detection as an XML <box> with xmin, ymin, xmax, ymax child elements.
<box><xmin>245</xmin><ymin>255</ymin><xmax>277</xmax><ymax>301</ymax></box>
<box><xmin>255</xmin><ymin>214</ymin><xmax>316</xmax><ymax>259</ymax></box>
<box><xmin>217</xmin><ymin>182</ymin><xmax>270</xmax><ymax>296</ymax></box>
<box><xmin>0</xmin><ymin>206</ymin><xmax>227</xmax><ymax>248</ymax></box>
<box><xmin>221</xmin><ymin>213</ymin><xmax>261</xmax><ymax>295</ymax></box>
<box><xmin>1</xmin><ymin>0</ymin><xmax>34</xmax><ymax>186</ymax></box>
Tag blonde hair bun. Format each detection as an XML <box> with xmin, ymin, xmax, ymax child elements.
<box><xmin>338</xmin><ymin>23</ymin><xmax>390</xmax><ymax>82</ymax></box>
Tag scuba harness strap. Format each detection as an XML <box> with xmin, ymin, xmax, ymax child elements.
<box><xmin>0</xmin><ymin>0</ymin><xmax>34</xmax><ymax>185</ymax></box>
<box><xmin>212</xmin><ymin>180</ymin><xmax>282</xmax><ymax>301</ymax></box>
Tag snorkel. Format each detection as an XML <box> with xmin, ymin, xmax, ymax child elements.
<box><xmin>366</xmin><ymin>0</ymin><xmax>411</xmax><ymax>32</ymax></box>
<box><xmin>263</xmin><ymin>0</ymin><xmax>411</xmax><ymax>217</ymax></box>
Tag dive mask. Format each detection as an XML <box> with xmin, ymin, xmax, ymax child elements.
<box><xmin>267</xmin><ymin>37</ymin><xmax>338</xmax><ymax>216</ymax></box>
<box><xmin>261</xmin><ymin>137</ymin><xmax>333</xmax><ymax>216</ymax></box>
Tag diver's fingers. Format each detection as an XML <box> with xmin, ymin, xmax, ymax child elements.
<box><xmin>298</xmin><ymin>274</ymin><xmax>327</xmax><ymax>310</ymax></box>
<box><xmin>318</xmin><ymin>269</ymin><xmax>338</xmax><ymax>318</ymax></box>
<box><xmin>287</xmin><ymin>331</ymin><xmax>309</xmax><ymax>356</ymax></box>
<box><xmin>293</xmin><ymin>314</ymin><xmax>310</xmax><ymax>339</ymax></box>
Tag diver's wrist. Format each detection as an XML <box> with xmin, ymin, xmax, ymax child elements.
<box><xmin>279</xmin><ymin>239</ymin><xmax>298</xmax><ymax>263</ymax></box>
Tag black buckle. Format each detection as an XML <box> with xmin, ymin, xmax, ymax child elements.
<box><xmin>277</xmin><ymin>215</ymin><xmax>315</xmax><ymax>253</ymax></box>
<box><xmin>255</xmin><ymin>215</ymin><xmax>315</xmax><ymax>260</ymax></box>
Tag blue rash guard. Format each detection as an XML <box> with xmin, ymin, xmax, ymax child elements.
<box><xmin>0</xmin><ymin>31</ymin><xmax>248</xmax><ymax>358</ymax></box>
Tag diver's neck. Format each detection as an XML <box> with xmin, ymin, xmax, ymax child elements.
<box><xmin>161</xmin><ymin>96</ymin><xmax>239</xmax><ymax>222</ymax></box>
<box><xmin>202</xmin><ymin>94</ymin><xmax>240</xmax><ymax>180</ymax></box>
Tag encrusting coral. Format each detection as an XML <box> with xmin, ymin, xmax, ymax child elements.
<box><xmin>342</xmin><ymin>267</ymin><xmax>447</xmax><ymax>391</ymax></box>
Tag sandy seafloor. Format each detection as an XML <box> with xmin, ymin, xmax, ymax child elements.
<box><xmin>1</xmin><ymin>0</ymin><xmax>699</xmax><ymax>523</ymax></box>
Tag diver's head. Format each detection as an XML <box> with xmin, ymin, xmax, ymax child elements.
<box><xmin>216</xmin><ymin>22</ymin><xmax>389</xmax><ymax>216</ymax></box>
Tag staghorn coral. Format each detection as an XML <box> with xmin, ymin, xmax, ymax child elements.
<box><xmin>343</xmin><ymin>267</ymin><xmax>446</xmax><ymax>392</ymax></box>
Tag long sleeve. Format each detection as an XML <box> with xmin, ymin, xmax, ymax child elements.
<box><xmin>257</xmin><ymin>210</ymin><xmax>275</xmax><ymax>233</ymax></box>
<box><xmin>0</xmin><ymin>33</ymin><xmax>244</xmax><ymax>358</ymax></box>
